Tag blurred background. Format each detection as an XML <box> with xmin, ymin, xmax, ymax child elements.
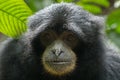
<box><xmin>0</xmin><ymin>0</ymin><xmax>120</xmax><ymax>48</ymax></box>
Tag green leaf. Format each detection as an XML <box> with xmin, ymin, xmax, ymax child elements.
<box><xmin>77</xmin><ymin>3</ymin><xmax>102</xmax><ymax>14</ymax></box>
<box><xmin>106</xmin><ymin>9</ymin><xmax>120</xmax><ymax>34</ymax></box>
<box><xmin>79</xmin><ymin>0</ymin><xmax>110</xmax><ymax>8</ymax></box>
<box><xmin>0</xmin><ymin>0</ymin><xmax>32</xmax><ymax>38</ymax></box>
<box><xmin>56</xmin><ymin>0</ymin><xmax>73</xmax><ymax>3</ymax></box>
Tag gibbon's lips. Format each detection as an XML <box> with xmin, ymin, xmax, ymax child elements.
<box><xmin>45</xmin><ymin>60</ymin><xmax>72</xmax><ymax>65</ymax></box>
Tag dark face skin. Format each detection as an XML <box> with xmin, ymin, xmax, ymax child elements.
<box><xmin>39</xmin><ymin>29</ymin><xmax>79</xmax><ymax>76</ymax></box>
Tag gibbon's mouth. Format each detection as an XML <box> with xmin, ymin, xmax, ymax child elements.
<box><xmin>46</xmin><ymin>60</ymin><xmax>71</xmax><ymax>65</ymax></box>
<box><xmin>43</xmin><ymin>59</ymin><xmax>75</xmax><ymax>76</ymax></box>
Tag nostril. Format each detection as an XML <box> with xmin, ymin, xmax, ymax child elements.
<box><xmin>51</xmin><ymin>49</ymin><xmax>56</xmax><ymax>54</ymax></box>
<box><xmin>59</xmin><ymin>51</ymin><xmax>64</xmax><ymax>55</ymax></box>
<box><xmin>51</xmin><ymin>49</ymin><xmax>64</xmax><ymax>56</ymax></box>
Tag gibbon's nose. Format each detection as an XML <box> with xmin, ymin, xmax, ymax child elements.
<box><xmin>51</xmin><ymin>49</ymin><xmax>64</xmax><ymax>57</ymax></box>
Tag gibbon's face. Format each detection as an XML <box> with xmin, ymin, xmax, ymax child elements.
<box><xmin>39</xmin><ymin>29</ymin><xmax>79</xmax><ymax>76</ymax></box>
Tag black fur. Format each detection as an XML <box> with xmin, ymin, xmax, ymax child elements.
<box><xmin>0</xmin><ymin>3</ymin><xmax>120</xmax><ymax>80</ymax></box>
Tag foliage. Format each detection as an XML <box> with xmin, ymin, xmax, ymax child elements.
<box><xmin>0</xmin><ymin>0</ymin><xmax>32</xmax><ymax>38</ymax></box>
<box><xmin>25</xmin><ymin>0</ymin><xmax>53</xmax><ymax>12</ymax></box>
<box><xmin>56</xmin><ymin>0</ymin><xmax>73</xmax><ymax>3</ymax></box>
<box><xmin>106</xmin><ymin>9</ymin><xmax>120</xmax><ymax>47</ymax></box>
<box><xmin>56</xmin><ymin>0</ymin><xmax>109</xmax><ymax>14</ymax></box>
<box><xmin>106</xmin><ymin>9</ymin><xmax>120</xmax><ymax>34</ymax></box>
<box><xmin>76</xmin><ymin>0</ymin><xmax>109</xmax><ymax>14</ymax></box>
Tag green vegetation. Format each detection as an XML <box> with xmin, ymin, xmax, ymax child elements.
<box><xmin>0</xmin><ymin>0</ymin><xmax>32</xmax><ymax>38</ymax></box>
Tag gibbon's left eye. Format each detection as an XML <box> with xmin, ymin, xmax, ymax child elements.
<box><xmin>66</xmin><ymin>34</ymin><xmax>76</xmax><ymax>42</ymax></box>
<box><xmin>61</xmin><ymin>31</ymin><xmax>78</xmax><ymax>48</ymax></box>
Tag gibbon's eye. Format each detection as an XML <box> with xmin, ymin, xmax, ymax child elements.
<box><xmin>40</xmin><ymin>30</ymin><xmax>57</xmax><ymax>46</ymax></box>
<box><xmin>43</xmin><ymin>32</ymin><xmax>51</xmax><ymax>40</ymax></box>
<box><xmin>61</xmin><ymin>31</ymin><xmax>79</xmax><ymax>48</ymax></box>
<box><xmin>66</xmin><ymin>34</ymin><xmax>76</xmax><ymax>42</ymax></box>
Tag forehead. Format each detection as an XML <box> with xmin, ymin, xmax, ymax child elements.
<box><xmin>44</xmin><ymin>23</ymin><xmax>71</xmax><ymax>35</ymax></box>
